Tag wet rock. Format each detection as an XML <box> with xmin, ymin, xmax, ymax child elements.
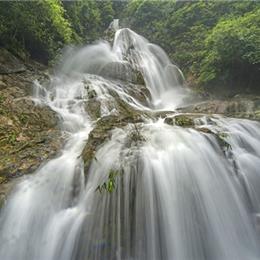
<box><xmin>175</xmin><ymin>115</ymin><xmax>195</xmax><ymax>127</ymax></box>
<box><xmin>0</xmin><ymin>80</ymin><xmax>6</xmax><ymax>89</ymax></box>
<box><xmin>0</xmin><ymin>178</ymin><xmax>19</xmax><ymax>208</ymax></box>
<box><xmin>0</xmin><ymin>50</ymin><xmax>62</xmax><ymax>202</ymax></box>
<box><xmin>83</xmin><ymin>81</ymin><xmax>101</xmax><ymax>120</ymax></box>
<box><xmin>100</xmin><ymin>61</ymin><xmax>145</xmax><ymax>85</ymax></box>
<box><xmin>196</xmin><ymin>127</ymin><xmax>213</xmax><ymax>134</ymax></box>
<box><xmin>164</xmin><ymin>117</ymin><xmax>175</xmax><ymax>126</ymax></box>
<box><xmin>103</xmin><ymin>19</ymin><xmax>119</xmax><ymax>44</ymax></box>
<box><xmin>125</xmin><ymin>124</ymin><xmax>146</xmax><ymax>148</ymax></box>
<box><xmin>0</xmin><ymin>48</ymin><xmax>26</xmax><ymax>74</ymax></box>
<box><xmin>122</xmin><ymin>82</ymin><xmax>151</xmax><ymax>106</ymax></box>
<box><xmin>179</xmin><ymin>95</ymin><xmax>260</xmax><ymax>121</ymax></box>
<box><xmin>82</xmin><ymin>73</ymin><xmax>150</xmax><ymax>120</ymax></box>
<box><xmin>164</xmin><ymin>114</ymin><xmax>195</xmax><ymax>127</ymax></box>
<box><xmin>82</xmin><ymin>113</ymin><xmax>143</xmax><ymax>174</ymax></box>
<box><xmin>85</xmin><ymin>98</ymin><xmax>101</xmax><ymax>120</ymax></box>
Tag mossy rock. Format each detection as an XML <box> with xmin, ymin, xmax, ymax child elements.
<box><xmin>82</xmin><ymin>113</ymin><xmax>143</xmax><ymax>175</ymax></box>
<box><xmin>195</xmin><ymin>126</ymin><xmax>232</xmax><ymax>153</ymax></box>
<box><xmin>179</xmin><ymin>96</ymin><xmax>260</xmax><ymax>122</ymax></box>
<box><xmin>164</xmin><ymin>114</ymin><xmax>195</xmax><ymax>127</ymax></box>
<box><xmin>0</xmin><ymin>176</ymin><xmax>7</xmax><ymax>184</ymax></box>
<box><xmin>175</xmin><ymin>115</ymin><xmax>194</xmax><ymax>127</ymax></box>
<box><xmin>121</xmin><ymin>82</ymin><xmax>151</xmax><ymax>106</ymax></box>
<box><xmin>0</xmin><ymin>52</ymin><xmax>62</xmax><ymax>202</ymax></box>
<box><xmin>85</xmin><ymin>99</ymin><xmax>101</xmax><ymax>120</ymax></box>
<box><xmin>100</xmin><ymin>61</ymin><xmax>145</xmax><ymax>85</ymax></box>
<box><xmin>0</xmin><ymin>48</ymin><xmax>26</xmax><ymax>74</ymax></box>
<box><xmin>125</xmin><ymin>124</ymin><xmax>146</xmax><ymax>148</ymax></box>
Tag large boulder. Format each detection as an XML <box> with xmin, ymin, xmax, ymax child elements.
<box><xmin>164</xmin><ymin>114</ymin><xmax>195</xmax><ymax>127</ymax></box>
<box><xmin>100</xmin><ymin>61</ymin><xmax>145</xmax><ymax>85</ymax></box>
<box><xmin>179</xmin><ymin>95</ymin><xmax>260</xmax><ymax>121</ymax></box>
<box><xmin>82</xmin><ymin>110</ymin><xmax>144</xmax><ymax>174</ymax></box>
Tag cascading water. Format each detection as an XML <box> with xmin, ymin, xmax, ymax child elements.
<box><xmin>1</xmin><ymin>25</ymin><xmax>260</xmax><ymax>260</ymax></box>
<box><xmin>58</xmin><ymin>27</ymin><xmax>187</xmax><ymax>110</ymax></box>
<box><xmin>113</xmin><ymin>28</ymin><xmax>187</xmax><ymax>109</ymax></box>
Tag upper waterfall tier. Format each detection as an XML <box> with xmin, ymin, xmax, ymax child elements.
<box><xmin>58</xmin><ymin>27</ymin><xmax>188</xmax><ymax>110</ymax></box>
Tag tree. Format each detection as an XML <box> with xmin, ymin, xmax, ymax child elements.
<box><xmin>0</xmin><ymin>0</ymin><xmax>73</xmax><ymax>63</ymax></box>
<box><xmin>200</xmin><ymin>7</ymin><xmax>260</xmax><ymax>90</ymax></box>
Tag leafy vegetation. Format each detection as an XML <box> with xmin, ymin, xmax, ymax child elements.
<box><xmin>200</xmin><ymin>7</ymin><xmax>260</xmax><ymax>90</ymax></box>
<box><xmin>96</xmin><ymin>170</ymin><xmax>119</xmax><ymax>194</ymax></box>
<box><xmin>124</xmin><ymin>0</ymin><xmax>260</xmax><ymax>93</ymax></box>
<box><xmin>0</xmin><ymin>0</ymin><xmax>117</xmax><ymax>63</ymax></box>
<box><xmin>0</xmin><ymin>1</ymin><xmax>73</xmax><ymax>62</ymax></box>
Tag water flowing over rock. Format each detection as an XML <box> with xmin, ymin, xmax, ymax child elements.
<box><xmin>1</xmin><ymin>27</ymin><xmax>260</xmax><ymax>260</ymax></box>
<box><xmin>100</xmin><ymin>61</ymin><xmax>145</xmax><ymax>85</ymax></box>
<box><xmin>103</xmin><ymin>19</ymin><xmax>119</xmax><ymax>44</ymax></box>
<box><xmin>0</xmin><ymin>57</ymin><xmax>62</xmax><ymax>205</ymax></box>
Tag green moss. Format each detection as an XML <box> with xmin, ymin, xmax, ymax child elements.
<box><xmin>0</xmin><ymin>176</ymin><xmax>7</xmax><ymax>184</ymax></box>
<box><xmin>0</xmin><ymin>95</ymin><xmax>5</xmax><ymax>104</ymax></box>
<box><xmin>19</xmin><ymin>113</ymin><xmax>29</xmax><ymax>124</ymax></box>
<box><xmin>7</xmin><ymin>132</ymin><xmax>17</xmax><ymax>145</ymax></box>
<box><xmin>175</xmin><ymin>115</ymin><xmax>194</xmax><ymax>127</ymax></box>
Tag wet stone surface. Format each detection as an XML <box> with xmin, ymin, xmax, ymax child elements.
<box><xmin>0</xmin><ymin>50</ymin><xmax>63</xmax><ymax>205</ymax></box>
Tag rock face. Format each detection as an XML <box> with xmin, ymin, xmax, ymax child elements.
<box><xmin>164</xmin><ymin>114</ymin><xmax>195</xmax><ymax>127</ymax></box>
<box><xmin>100</xmin><ymin>61</ymin><xmax>145</xmax><ymax>85</ymax></box>
<box><xmin>0</xmin><ymin>48</ymin><xmax>26</xmax><ymax>74</ymax></box>
<box><xmin>82</xmin><ymin>105</ymin><xmax>144</xmax><ymax>173</ymax></box>
<box><xmin>0</xmin><ymin>50</ymin><xmax>62</xmax><ymax>205</ymax></box>
<box><xmin>179</xmin><ymin>95</ymin><xmax>260</xmax><ymax>121</ymax></box>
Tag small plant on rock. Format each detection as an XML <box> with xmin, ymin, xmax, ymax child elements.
<box><xmin>96</xmin><ymin>170</ymin><xmax>119</xmax><ymax>194</ymax></box>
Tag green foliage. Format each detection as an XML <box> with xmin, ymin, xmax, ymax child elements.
<box><xmin>125</xmin><ymin>0</ymin><xmax>260</xmax><ymax>93</ymax></box>
<box><xmin>96</xmin><ymin>0</ymin><xmax>115</xmax><ymax>30</ymax></box>
<box><xmin>62</xmin><ymin>0</ymin><xmax>117</xmax><ymax>43</ymax></box>
<box><xmin>124</xmin><ymin>0</ymin><xmax>171</xmax><ymax>45</ymax></box>
<box><xmin>0</xmin><ymin>0</ymin><xmax>118</xmax><ymax>63</ymax></box>
<box><xmin>175</xmin><ymin>115</ymin><xmax>194</xmax><ymax>127</ymax></box>
<box><xmin>96</xmin><ymin>170</ymin><xmax>119</xmax><ymax>194</ymax></box>
<box><xmin>200</xmin><ymin>7</ymin><xmax>260</xmax><ymax>87</ymax></box>
<box><xmin>63</xmin><ymin>0</ymin><xmax>102</xmax><ymax>43</ymax></box>
<box><xmin>0</xmin><ymin>1</ymin><xmax>73</xmax><ymax>62</ymax></box>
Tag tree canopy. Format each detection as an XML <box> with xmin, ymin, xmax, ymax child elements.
<box><xmin>0</xmin><ymin>0</ymin><xmax>117</xmax><ymax>63</ymax></box>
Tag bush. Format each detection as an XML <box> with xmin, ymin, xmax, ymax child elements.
<box><xmin>200</xmin><ymin>7</ymin><xmax>260</xmax><ymax>88</ymax></box>
<box><xmin>0</xmin><ymin>1</ymin><xmax>73</xmax><ymax>63</ymax></box>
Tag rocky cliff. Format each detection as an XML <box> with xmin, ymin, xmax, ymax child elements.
<box><xmin>0</xmin><ymin>49</ymin><xmax>63</xmax><ymax>205</ymax></box>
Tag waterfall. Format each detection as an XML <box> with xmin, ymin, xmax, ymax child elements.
<box><xmin>113</xmin><ymin>28</ymin><xmax>187</xmax><ymax>109</ymax></box>
<box><xmin>1</xmin><ymin>27</ymin><xmax>260</xmax><ymax>260</ymax></box>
